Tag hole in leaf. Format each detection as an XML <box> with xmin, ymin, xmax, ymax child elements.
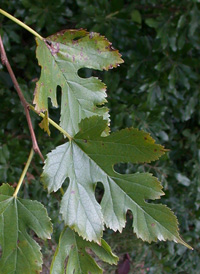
<box><xmin>78</xmin><ymin>68</ymin><xmax>95</xmax><ymax>78</ymax></box>
<box><xmin>114</xmin><ymin>163</ymin><xmax>129</xmax><ymax>174</ymax></box>
<box><xmin>60</xmin><ymin>178</ymin><xmax>70</xmax><ymax>193</ymax></box>
<box><xmin>56</xmin><ymin>85</ymin><xmax>62</xmax><ymax>107</ymax></box>
<box><xmin>47</xmin><ymin>85</ymin><xmax>61</xmax><ymax>124</ymax></box>
<box><xmin>95</xmin><ymin>181</ymin><xmax>104</xmax><ymax>204</ymax></box>
<box><xmin>126</xmin><ymin>210</ymin><xmax>133</xmax><ymax>226</ymax></box>
<box><xmin>72</xmin><ymin>36</ymin><xmax>83</xmax><ymax>41</ymax></box>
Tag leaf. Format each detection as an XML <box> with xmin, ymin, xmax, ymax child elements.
<box><xmin>145</xmin><ymin>18</ymin><xmax>159</xmax><ymax>28</ymax></box>
<box><xmin>34</xmin><ymin>29</ymin><xmax>123</xmax><ymax>136</ymax></box>
<box><xmin>175</xmin><ymin>173</ymin><xmax>191</xmax><ymax>187</ymax></box>
<box><xmin>0</xmin><ymin>144</ymin><xmax>10</xmax><ymax>164</ymax></box>
<box><xmin>42</xmin><ymin>116</ymin><xmax>191</xmax><ymax>249</ymax></box>
<box><xmin>131</xmin><ymin>10</ymin><xmax>142</xmax><ymax>24</ymax></box>
<box><xmin>0</xmin><ymin>184</ymin><xmax>52</xmax><ymax>274</ymax></box>
<box><xmin>50</xmin><ymin>227</ymin><xmax>118</xmax><ymax>274</ymax></box>
<box><xmin>39</xmin><ymin>110</ymin><xmax>51</xmax><ymax>136</ymax></box>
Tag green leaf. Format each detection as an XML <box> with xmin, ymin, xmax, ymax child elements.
<box><xmin>0</xmin><ymin>184</ymin><xmax>52</xmax><ymax>274</ymax></box>
<box><xmin>175</xmin><ymin>173</ymin><xmax>191</xmax><ymax>187</ymax></box>
<box><xmin>0</xmin><ymin>144</ymin><xmax>10</xmax><ymax>164</ymax></box>
<box><xmin>42</xmin><ymin>116</ymin><xmax>191</xmax><ymax>248</ymax></box>
<box><xmin>131</xmin><ymin>10</ymin><xmax>142</xmax><ymax>24</ymax></box>
<box><xmin>34</xmin><ymin>29</ymin><xmax>123</xmax><ymax>136</ymax></box>
<box><xmin>145</xmin><ymin>18</ymin><xmax>159</xmax><ymax>28</ymax></box>
<box><xmin>50</xmin><ymin>227</ymin><xmax>118</xmax><ymax>274</ymax></box>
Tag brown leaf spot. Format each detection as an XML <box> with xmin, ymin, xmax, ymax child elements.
<box><xmin>83</xmin><ymin>139</ymin><xmax>87</xmax><ymax>143</ymax></box>
<box><xmin>154</xmin><ymin>149</ymin><xmax>157</xmax><ymax>152</ymax></box>
<box><xmin>46</xmin><ymin>41</ymin><xmax>60</xmax><ymax>55</ymax></box>
<box><xmin>151</xmin><ymin>223</ymin><xmax>155</xmax><ymax>227</ymax></box>
<box><xmin>45</xmin><ymin>40</ymin><xmax>52</xmax><ymax>47</ymax></box>
<box><xmin>71</xmin><ymin>190</ymin><xmax>75</xmax><ymax>194</ymax></box>
<box><xmin>144</xmin><ymin>137</ymin><xmax>147</xmax><ymax>140</ymax></box>
<box><xmin>72</xmin><ymin>55</ymin><xmax>75</xmax><ymax>62</ymax></box>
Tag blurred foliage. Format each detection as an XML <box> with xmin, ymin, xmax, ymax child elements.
<box><xmin>0</xmin><ymin>0</ymin><xmax>200</xmax><ymax>273</ymax></box>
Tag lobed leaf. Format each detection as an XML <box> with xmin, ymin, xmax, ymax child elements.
<box><xmin>0</xmin><ymin>184</ymin><xmax>52</xmax><ymax>274</ymax></box>
<box><xmin>42</xmin><ymin>116</ymin><xmax>191</xmax><ymax>248</ymax></box>
<box><xmin>50</xmin><ymin>227</ymin><xmax>118</xmax><ymax>274</ymax></box>
<box><xmin>34</xmin><ymin>29</ymin><xmax>123</xmax><ymax>136</ymax></box>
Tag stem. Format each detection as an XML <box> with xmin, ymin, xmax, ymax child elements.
<box><xmin>13</xmin><ymin>149</ymin><xmax>34</xmax><ymax>198</ymax></box>
<box><xmin>0</xmin><ymin>9</ymin><xmax>43</xmax><ymax>40</ymax></box>
<box><xmin>0</xmin><ymin>35</ymin><xmax>44</xmax><ymax>161</ymax></box>
<box><xmin>29</xmin><ymin>105</ymin><xmax>72</xmax><ymax>141</ymax></box>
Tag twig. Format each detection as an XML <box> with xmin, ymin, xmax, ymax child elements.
<box><xmin>13</xmin><ymin>148</ymin><xmax>34</xmax><ymax>198</ymax></box>
<box><xmin>0</xmin><ymin>35</ymin><xmax>44</xmax><ymax>162</ymax></box>
<box><xmin>0</xmin><ymin>9</ymin><xmax>43</xmax><ymax>40</ymax></box>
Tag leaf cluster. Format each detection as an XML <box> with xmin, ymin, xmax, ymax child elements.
<box><xmin>0</xmin><ymin>0</ymin><xmax>199</xmax><ymax>273</ymax></box>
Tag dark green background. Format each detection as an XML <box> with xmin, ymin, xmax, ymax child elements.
<box><xmin>0</xmin><ymin>1</ymin><xmax>200</xmax><ymax>273</ymax></box>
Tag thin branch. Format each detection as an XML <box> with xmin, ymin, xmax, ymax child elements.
<box><xmin>0</xmin><ymin>9</ymin><xmax>43</xmax><ymax>40</ymax></box>
<box><xmin>13</xmin><ymin>148</ymin><xmax>34</xmax><ymax>198</ymax></box>
<box><xmin>0</xmin><ymin>35</ymin><xmax>44</xmax><ymax>162</ymax></box>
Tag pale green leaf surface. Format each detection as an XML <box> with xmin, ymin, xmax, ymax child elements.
<box><xmin>42</xmin><ymin>116</ymin><xmax>191</xmax><ymax>249</ymax></box>
<box><xmin>50</xmin><ymin>227</ymin><xmax>118</xmax><ymax>274</ymax></box>
<box><xmin>0</xmin><ymin>184</ymin><xmax>52</xmax><ymax>274</ymax></box>
<box><xmin>34</xmin><ymin>29</ymin><xmax>123</xmax><ymax>136</ymax></box>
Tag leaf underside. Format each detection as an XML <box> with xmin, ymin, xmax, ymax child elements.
<box><xmin>50</xmin><ymin>227</ymin><xmax>118</xmax><ymax>274</ymax></box>
<box><xmin>0</xmin><ymin>184</ymin><xmax>52</xmax><ymax>274</ymax></box>
<box><xmin>42</xmin><ymin>116</ymin><xmax>191</xmax><ymax>249</ymax></box>
<box><xmin>34</xmin><ymin>29</ymin><xmax>123</xmax><ymax>136</ymax></box>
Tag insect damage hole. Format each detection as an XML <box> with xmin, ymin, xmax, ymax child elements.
<box><xmin>47</xmin><ymin>85</ymin><xmax>62</xmax><ymax>124</ymax></box>
<box><xmin>94</xmin><ymin>181</ymin><xmax>104</xmax><ymax>204</ymax></box>
<box><xmin>72</xmin><ymin>36</ymin><xmax>84</xmax><ymax>42</ymax></box>
<box><xmin>78</xmin><ymin>68</ymin><xmax>95</xmax><ymax>78</ymax></box>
